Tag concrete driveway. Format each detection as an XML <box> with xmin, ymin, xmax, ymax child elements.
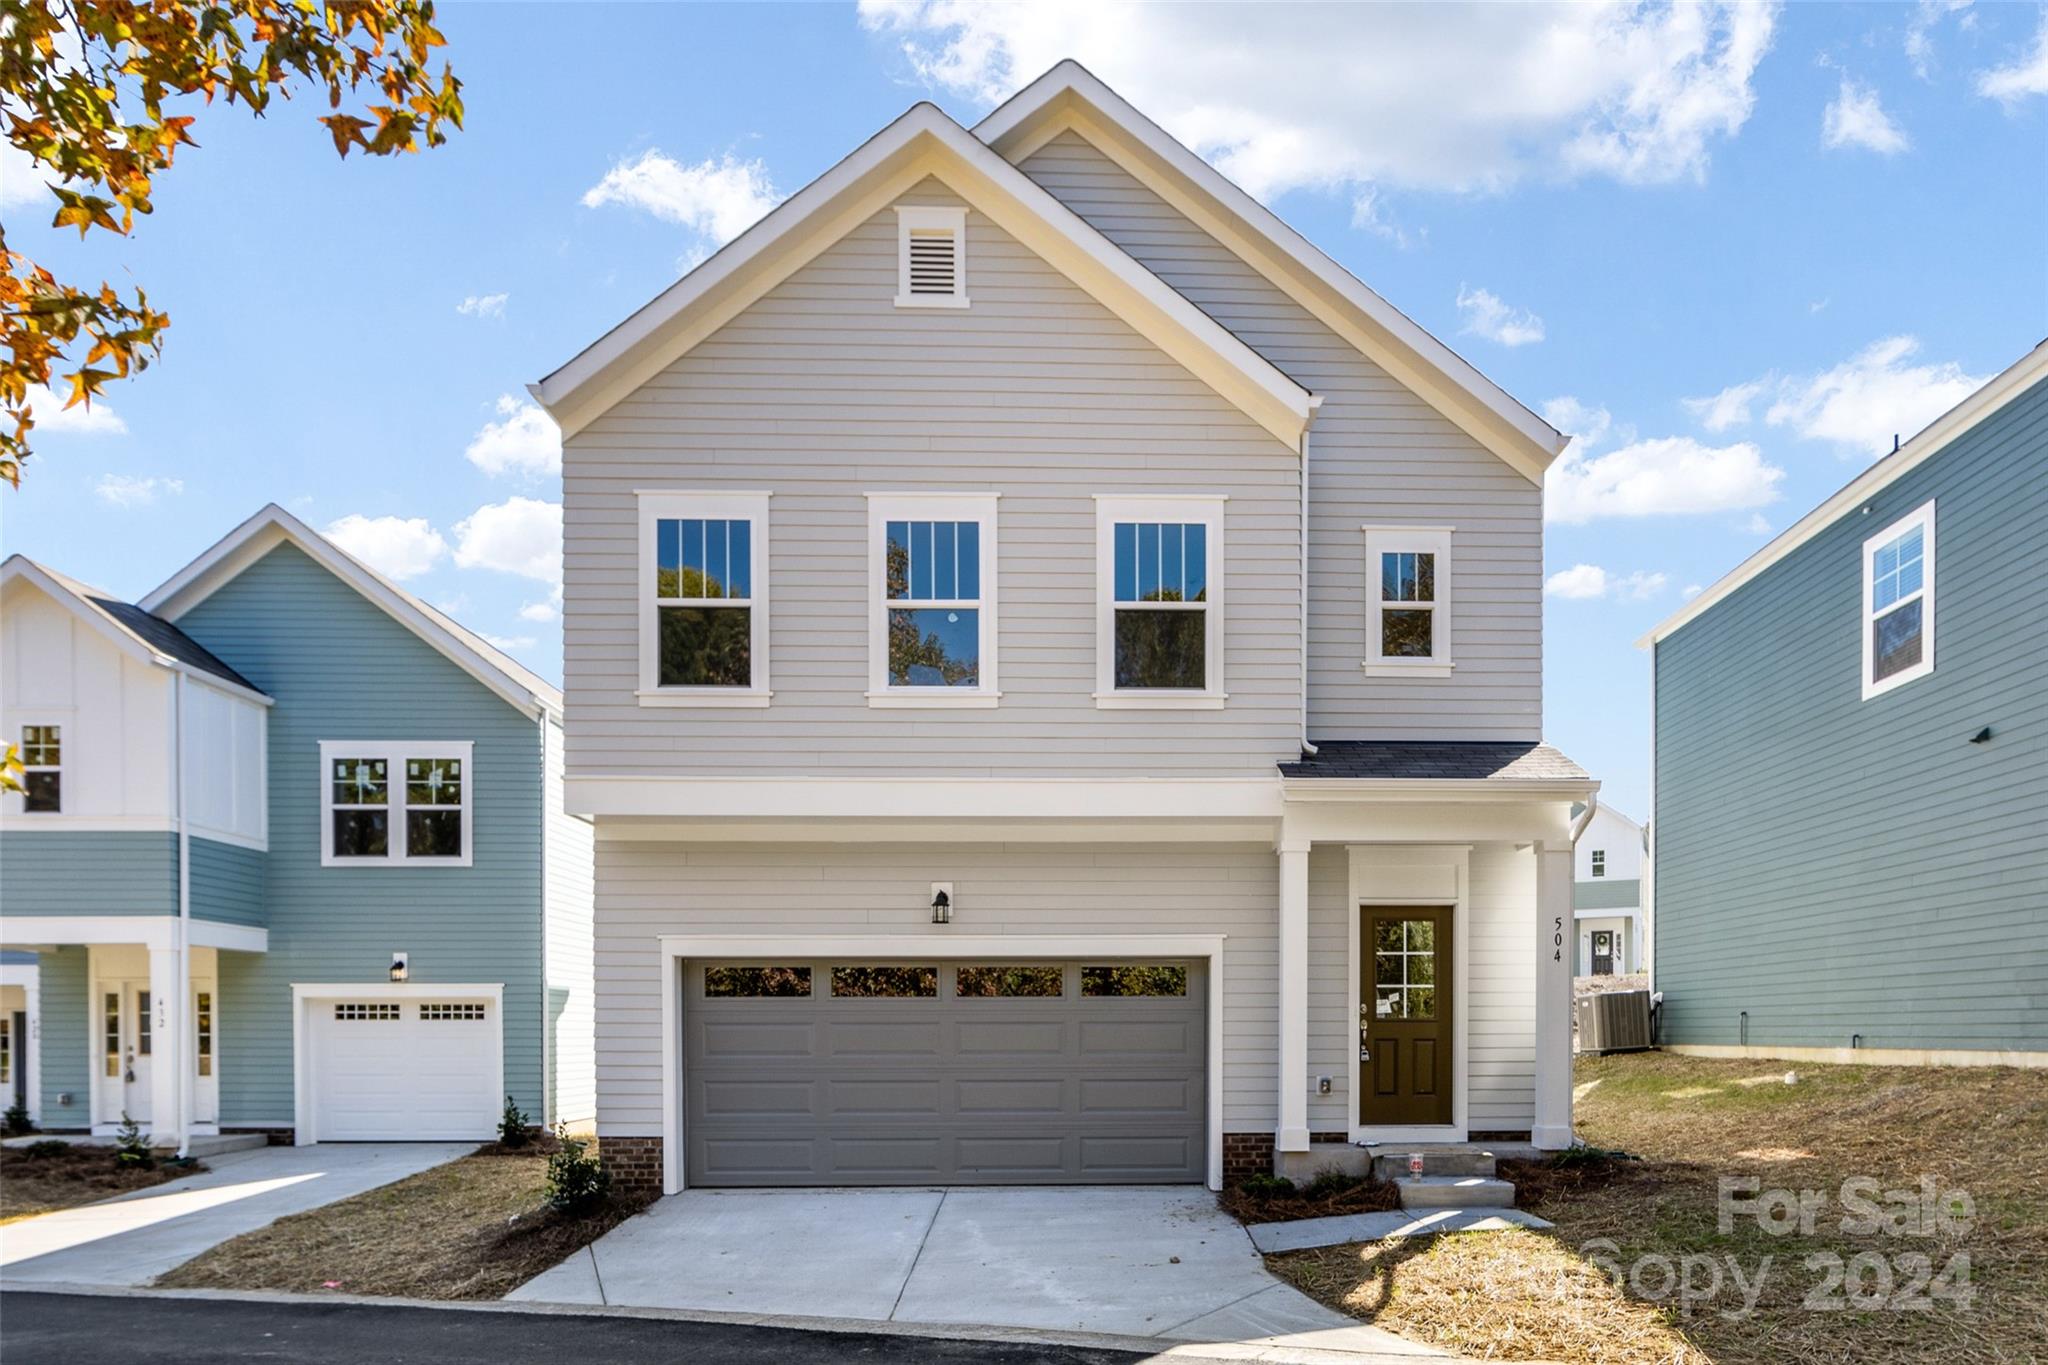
<box><xmin>0</xmin><ymin>1143</ymin><xmax>473</xmax><ymax>1287</ymax></box>
<box><xmin>511</xmin><ymin>1187</ymin><xmax>1443</xmax><ymax>1357</ymax></box>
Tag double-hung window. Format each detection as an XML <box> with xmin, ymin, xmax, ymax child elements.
<box><xmin>1095</xmin><ymin>495</ymin><xmax>1225</xmax><ymax>707</ymax></box>
<box><xmin>866</xmin><ymin>493</ymin><xmax>999</xmax><ymax>706</ymax></box>
<box><xmin>1862</xmin><ymin>501</ymin><xmax>1934</xmax><ymax>699</ymax></box>
<box><xmin>319</xmin><ymin>740</ymin><xmax>473</xmax><ymax>867</ymax></box>
<box><xmin>638</xmin><ymin>491</ymin><xmax>771</xmax><ymax>706</ymax></box>
<box><xmin>19</xmin><ymin>724</ymin><xmax>59</xmax><ymax>812</ymax></box>
<box><xmin>1591</xmin><ymin>849</ymin><xmax>1606</xmax><ymax>878</ymax></box>
<box><xmin>1363</xmin><ymin>526</ymin><xmax>1452</xmax><ymax>677</ymax></box>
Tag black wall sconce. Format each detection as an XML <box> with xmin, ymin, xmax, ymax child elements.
<box><xmin>930</xmin><ymin>883</ymin><xmax>954</xmax><ymax>925</ymax></box>
<box><xmin>389</xmin><ymin>952</ymin><xmax>410</xmax><ymax>983</ymax></box>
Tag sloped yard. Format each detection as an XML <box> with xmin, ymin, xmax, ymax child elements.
<box><xmin>1</xmin><ymin>1142</ymin><xmax>205</xmax><ymax>1226</ymax></box>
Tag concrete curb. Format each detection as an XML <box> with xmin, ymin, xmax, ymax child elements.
<box><xmin>0</xmin><ymin>1281</ymin><xmax>1461</xmax><ymax>1364</ymax></box>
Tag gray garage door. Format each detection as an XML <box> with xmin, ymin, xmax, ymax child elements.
<box><xmin>683</xmin><ymin>959</ymin><xmax>1206</xmax><ymax>1186</ymax></box>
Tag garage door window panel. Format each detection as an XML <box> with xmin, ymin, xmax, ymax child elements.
<box><xmin>1081</xmin><ymin>964</ymin><xmax>1188</xmax><ymax>997</ymax></box>
<box><xmin>955</xmin><ymin>965</ymin><xmax>1064</xmax><ymax>997</ymax></box>
<box><xmin>830</xmin><ymin>965</ymin><xmax>938</xmax><ymax>998</ymax></box>
<box><xmin>703</xmin><ymin>965</ymin><xmax>812</xmax><ymax>998</ymax></box>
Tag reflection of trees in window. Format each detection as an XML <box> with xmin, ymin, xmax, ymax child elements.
<box><xmin>831</xmin><ymin>966</ymin><xmax>938</xmax><ymax>997</ymax></box>
<box><xmin>956</xmin><ymin>965</ymin><xmax>1064</xmax><ymax>997</ymax></box>
<box><xmin>703</xmin><ymin>966</ymin><xmax>811</xmax><ymax>998</ymax></box>
<box><xmin>888</xmin><ymin>609</ymin><xmax>977</xmax><ymax>686</ymax></box>
<box><xmin>1081</xmin><ymin>964</ymin><xmax>1188</xmax><ymax>997</ymax></box>
<box><xmin>660</xmin><ymin>606</ymin><xmax>752</xmax><ymax>686</ymax></box>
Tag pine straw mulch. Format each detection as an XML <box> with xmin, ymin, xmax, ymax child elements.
<box><xmin>1219</xmin><ymin>1172</ymin><xmax>1402</xmax><ymax>1225</ymax></box>
<box><xmin>1267</xmin><ymin>1052</ymin><xmax>2048</xmax><ymax>1365</ymax></box>
<box><xmin>0</xmin><ymin>1142</ymin><xmax>206</xmax><ymax>1225</ymax></box>
<box><xmin>154</xmin><ymin>1141</ymin><xmax>653</xmax><ymax>1300</ymax></box>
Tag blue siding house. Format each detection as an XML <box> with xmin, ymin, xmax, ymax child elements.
<box><xmin>1643</xmin><ymin>344</ymin><xmax>2048</xmax><ymax>1066</ymax></box>
<box><xmin>0</xmin><ymin>507</ymin><xmax>595</xmax><ymax>1146</ymax></box>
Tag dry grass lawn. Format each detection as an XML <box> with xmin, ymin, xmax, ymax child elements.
<box><xmin>1</xmin><ymin>1143</ymin><xmax>205</xmax><ymax>1225</ymax></box>
<box><xmin>156</xmin><ymin>1144</ymin><xmax>651</xmax><ymax>1300</ymax></box>
<box><xmin>1268</xmin><ymin>1052</ymin><xmax>2048</xmax><ymax>1364</ymax></box>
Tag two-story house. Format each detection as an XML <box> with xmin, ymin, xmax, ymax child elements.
<box><xmin>534</xmin><ymin>63</ymin><xmax>1598</xmax><ymax>1196</ymax></box>
<box><xmin>1642</xmin><ymin>342</ymin><xmax>2047</xmax><ymax>1067</ymax></box>
<box><xmin>1573</xmin><ymin>805</ymin><xmax>1643</xmax><ymax>977</ymax></box>
<box><xmin>0</xmin><ymin>507</ymin><xmax>595</xmax><ymax>1148</ymax></box>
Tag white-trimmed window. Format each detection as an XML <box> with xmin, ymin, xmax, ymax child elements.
<box><xmin>320</xmin><ymin>740</ymin><xmax>473</xmax><ymax>868</ymax></box>
<box><xmin>19</xmin><ymin>723</ymin><xmax>60</xmax><ymax>812</ymax></box>
<box><xmin>1363</xmin><ymin>526</ymin><xmax>1452</xmax><ymax>677</ymax></box>
<box><xmin>1591</xmin><ymin>850</ymin><xmax>1606</xmax><ymax>878</ymax></box>
<box><xmin>1862</xmin><ymin>501</ymin><xmax>1935</xmax><ymax>698</ymax></box>
<box><xmin>894</xmin><ymin>206</ymin><xmax>968</xmax><ymax>308</ymax></box>
<box><xmin>637</xmin><ymin>491</ymin><xmax>771</xmax><ymax>707</ymax></box>
<box><xmin>1095</xmin><ymin>495</ymin><xmax>1226</xmax><ymax>708</ymax></box>
<box><xmin>866</xmin><ymin>493</ymin><xmax>999</xmax><ymax>707</ymax></box>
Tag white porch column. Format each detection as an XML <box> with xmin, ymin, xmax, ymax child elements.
<box><xmin>1533</xmin><ymin>841</ymin><xmax>1575</xmax><ymax>1150</ymax></box>
<box><xmin>1276</xmin><ymin>839</ymin><xmax>1311</xmax><ymax>1153</ymax></box>
<box><xmin>147</xmin><ymin>944</ymin><xmax>184</xmax><ymax>1148</ymax></box>
<box><xmin>24</xmin><ymin>972</ymin><xmax>40</xmax><ymax>1124</ymax></box>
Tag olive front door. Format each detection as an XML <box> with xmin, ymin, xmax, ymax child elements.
<box><xmin>1360</xmin><ymin>907</ymin><xmax>1453</xmax><ymax>1127</ymax></box>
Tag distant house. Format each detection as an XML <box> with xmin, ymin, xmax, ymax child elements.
<box><xmin>0</xmin><ymin>507</ymin><xmax>595</xmax><ymax>1146</ymax></box>
<box><xmin>1572</xmin><ymin>805</ymin><xmax>1642</xmax><ymax>977</ymax></box>
<box><xmin>1641</xmin><ymin>343</ymin><xmax>2048</xmax><ymax>1067</ymax></box>
<box><xmin>1</xmin><ymin>949</ymin><xmax>33</xmax><ymax>1119</ymax></box>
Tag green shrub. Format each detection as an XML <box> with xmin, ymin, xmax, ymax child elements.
<box><xmin>114</xmin><ymin>1112</ymin><xmax>154</xmax><ymax>1169</ymax></box>
<box><xmin>2</xmin><ymin>1102</ymin><xmax>31</xmax><ymax>1137</ymax></box>
<box><xmin>1237</xmin><ymin>1173</ymin><xmax>1297</xmax><ymax>1200</ymax></box>
<box><xmin>1301</xmin><ymin>1168</ymin><xmax>1369</xmax><ymax>1200</ymax></box>
<box><xmin>22</xmin><ymin>1138</ymin><xmax>71</xmax><ymax>1158</ymax></box>
<box><xmin>497</xmin><ymin>1095</ymin><xmax>533</xmax><ymax>1150</ymax></box>
<box><xmin>544</xmin><ymin>1125</ymin><xmax>610</xmax><ymax>1215</ymax></box>
<box><xmin>1549</xmin><ymin>1143</ymin><xmax>1637</xmax><ymax>1168</ymax></box>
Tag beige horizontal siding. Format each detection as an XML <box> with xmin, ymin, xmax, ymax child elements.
<box><xmin>1020</xmin><ymin>132</ymin><xmax>1541</xmax><ymax>742</ymax></box>
<box><xmin>562</xmin><ymin>180</ymin><xmax>1303</xmax><ymax>779</ymax></box>
<box><xmin>544</xmin><ymin>716</ymin><xmax>597</xmax><ymax>1125</ymax></box>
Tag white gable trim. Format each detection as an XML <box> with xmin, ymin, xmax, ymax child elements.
<box><xmin>140</xmin><ymin>505</ymin><xmax>561</xmax><ymax>720</ymax></box>
<box><xmin>976</xmin><ymin>63</ymin><xmax>1564</xmax><ymax>484</ymax></box>
<box><xmin>531</xmin><ymin>103</ymin><xmax>1316</xmax><ymax>452</ymax></box>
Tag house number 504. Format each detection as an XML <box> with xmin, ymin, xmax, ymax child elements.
<box><xmin>1553</xmin><ymin>916</ymin><xmax>1564</xmax><ymax>963</ymax></box>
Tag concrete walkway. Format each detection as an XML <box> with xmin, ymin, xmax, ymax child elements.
<box><xmin>512</xmin><ymin>1186</ymin><xmax>1445</xmax><ymax>1358</ymax></box>
<box><xmin>0</xmin><ymin>1142</ymin><xmax>474</xmax><ymax>1287</ymax></box>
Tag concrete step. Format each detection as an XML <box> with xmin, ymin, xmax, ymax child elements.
<box><xmin>178</xmin><ymin>1133</ymin><xmax>268</xmax><ymax>1157</ymax></box>
<box><xmin>1371</xmin><ymin>1149</ymin><xmax>1499</xmax><ymax>1181</ymax></box>
<box><xmin>1396</xmin><ymin>1175</ymin><xmax>1516</xmax><ymax>1210</ymax></box>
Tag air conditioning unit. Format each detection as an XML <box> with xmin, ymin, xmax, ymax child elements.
<box><xmin>1576</xmin><ymin>990</ymin><xmax>1653</xmax><ymax>1055</ymax></box>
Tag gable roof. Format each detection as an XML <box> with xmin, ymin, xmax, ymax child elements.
<box><xmin>1</xmin><ymin>555</ymin><xmax>270</xmax><ymax>702</ymax></box>
<box><xmin>531</xmin><ymin>101</ymin><xmax>1318</xmax><ymax>451</ymax></box>
<box><xmin>139</xmin><ymin>505</ymin><xmax>562</xmax><ymax>720</ymax></box>
<box><xmin>975</xmin><ymin>61</ymin><xmax>1566</xmax><ymax>484</ymax></box>
<box><xmin>1641</xmin><ymin>339</ymin><xmax>2048</xmax><ymax>648</ymax></box>
<box><xmin>1280</xmin><ymin>740</ymin><xmax>1591</xmax><ymax>786</ymax></box>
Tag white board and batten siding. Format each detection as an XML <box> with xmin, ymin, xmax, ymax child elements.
<box><xmin>543</xmin><ymin>715</ymin><xmax>597</xmax><ymax>1126</ymax></box>
<box><xmin>560</xmin><ymin>180</ymin><xmax>1306</xmax><ymax>781</ymax></box>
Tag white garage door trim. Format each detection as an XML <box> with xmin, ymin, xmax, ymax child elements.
<box><xmin>654</xmin><ymin>935</ymin><xmax>1226</xmax><ymax>1196</ymax></box>
<box><xmin>291</xmin><ymin>982</ymin><xmax>505</xmax><ymax>1145</ymax></box>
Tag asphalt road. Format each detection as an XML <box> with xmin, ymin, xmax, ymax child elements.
<box><xmin>0</xmin><ymin>1293</ymin><xmax>1153</xmax><ymax>1364</ymax></box>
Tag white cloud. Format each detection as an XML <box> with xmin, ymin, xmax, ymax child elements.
<box><xmin>93</xmin><ymin>474</ymin><xmax>182</xmax><ymax>506</ymax></box>
<box><xmin>1543</xmin><ymin>396</ymin><xmax>1615</xmax><ymax>450</ymax></box>
<box><xmin>464</xmin><ymin>395</ymin><xmax>562</xmax><ymax>479</ymax></box>
<box><xmin>1547</xmin><ymin>434</ymin><xmax>1784</xmax><ymax>525</ymax></box>
<box><xmin>1544</xmin><ymin>564</ymin><xmax>1669</xmax><ymax>601</ymax></box>
<box><xmin>1683</xmin><ymin>377</ymin><xmax>1769</xmax><ymax>432</ymax></box>
<box><xmin>1</xmin><ymin>140</ymin><xmax>54</xmax><ymax>211</ymax></box>
<box><xmin>582</xmin><ymin>151</ymin><xmax>782</xmax><ymax>248</ymax></box>
<box><xmin>453</xmin><ymin>497</ymin><xmax>562</xmax><ymax>587</ymax></box>
<box><xmin>1348</xmin><ymin>189</ymin><xmax>1417</xmax><ymax>248</ymax></box>
<box><xmin>324</xmin><ymin>514</ymin><xmax>450</xmax><ymax>581</ymax></box>
<box><xmin>860</xmin><ymin>1</ymin><xmax>1778</xmax><ymax>197</ymax></box>
<box><xmin>1744</xmin><ymin>512</ymin><xmax>1772</xmax><ymax>536</ymax></box>
<box><xmin>1681</xmin><ymin>583</ymin><xmax>1703</xmax><ymax>600</ymax></box>
<box><xmin>1455</xmin><ymin>285</ymin><xmax>1545</xmax><ymax>347</ymax></box>
<box><xmin>455</xmin><ymin>292</ymin><xmax>508</xmax><ymax>319</ymax></box>
<box><xmin>1822</xmin><ymin>77</ymin><xmax>1909</xmax><ymax>154</ymax></box>
<box><xmin>1906</xmin><ymin>0</ymin><xmax>1973</xmax><ymax>79</ymax></box>
<box><xmin>1978</xmin><ymin>11</ymin><xmax>2048</xmax><ymax>105</ymax></box>
<box><xmin>19</xmin><ymin>383</ymin><xmax>127</xmax><ymax>435</ymax></box>
<box><xmin>480</xmin><ymin>632</ymin><xmax>537</xmax><ymax>651</ymax></box>
<box><xmin>517</xmin><ymin>599</ymin><xmax>559</xmax><ymax>623</ymax></box>
<box><xmin>1763</xmin><ymin>336</ymin><xmax>1986</xmax><ymax>458</ymax></box>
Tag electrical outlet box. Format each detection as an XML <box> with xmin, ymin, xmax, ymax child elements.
<box><xmin>1315</xmin><ymin>1075</ymin><xmax>1333</xmax><ymax>1095</ymax></box>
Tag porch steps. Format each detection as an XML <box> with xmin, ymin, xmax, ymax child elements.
<box><xmin>1370</xmin><ymin>1148</ymin><xmax>1501</xmax><ymax>1180</ymax></box>
<box><xmin>1394</xmin><ymin>1175</ymin><xmax>1517</xmax><ymax>1210</ymax></box>
<box><xmin>175</xmin><ymin>1133</ymin><xmax>268</xmax><ymax>1157</ymax></box>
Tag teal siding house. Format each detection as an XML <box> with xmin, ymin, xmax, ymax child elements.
<box><xmin>1642</xmin><ymin>344</ymin><xmax>2048</xmax><ymax>1066</ymax></box>
<box><xmin>0</xmin><ymin>507</ymin><xmax>595</xmax><ymax>1147</ymax></box>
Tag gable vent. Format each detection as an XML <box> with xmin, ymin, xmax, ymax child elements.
<box><xmin>895</xmin><ymin>205</ymin><xmax>969</xmax><ymax>309</ymax></box>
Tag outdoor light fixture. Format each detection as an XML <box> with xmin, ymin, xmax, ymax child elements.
<box><xmin>1970</xmin><ymin>727</ymin><xmax>1993</xmax><ymax>744</ymax></box>
<box><xmin>389</xmin><ymin>952</ymin><xmax>409</xmax><ymax>983</ymax></box>
<box><xmin>930</xmin><ymin>883</ymin><xmax>954</xmax><ymax>925</ymax></box>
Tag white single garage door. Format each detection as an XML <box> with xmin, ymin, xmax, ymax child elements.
<box><xmin>308</xmin><ymin>996</ymin><xmax>500</xmax><ymax>1141</ymax></box>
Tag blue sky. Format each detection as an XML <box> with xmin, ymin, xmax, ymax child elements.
<box><xmin>5</xmin><ymin>1</ymin><xmax>2044</xmax><ymax>816</ymax></box>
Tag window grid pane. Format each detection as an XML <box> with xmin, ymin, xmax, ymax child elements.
<box><xmin>1116</xmin><ymin>523</ymin><xmax>1207</xmax><ymax>605</ymax></box>
<box><xmin>887</xmin><ymin>520</ymin><xmax>982</xmax><ymax>604</ymax></box>
<box><xmin>658</xmin><ymin>518</ymin><xmax>752</xmax><ymax>602</ymax></box>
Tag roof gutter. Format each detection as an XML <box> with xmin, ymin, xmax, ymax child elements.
<box><xmin>1569</xmin><ymin>792</ymin><xmax>1599</xmax><ymax>843</ymax></box>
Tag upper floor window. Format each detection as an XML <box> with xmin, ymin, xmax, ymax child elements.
<box><xmin>893</xmin><ymin>206</ymin><xmax>968</xmax><ymax>308</ymax></box>
<box><xmin>867</xmin><ymin>493</ymin><xmax>999</xmax><ymax>707</ymax></box>
<box><xmin>1364</xmin><ymin>526</ymin><xmax>1452</xmax><ymax>678</ymax></box>
<box><xmin>20</xmin><ymin>724</ymin><xmax>59</xmax><ymax>812</ymax></box>
<box><xmin>1591</xmin><ymin>849</ymin><xmax>1606</xmax><ymax>877</ymax></box>
<box><xmin>1863</xmin><ymin>501</ymin><xmax>1934</xmax><ymax>699</ymax></box>
<box><xmin>1095</xmin><ymin>495</ymin><xmax>1225</xmax><ymax>708</ymax></box>
<box><xmin>638</xmin><ymin>491</ymin><xmax>771</xmax><ymax>707</ymax></box>
<box><xmin>320</xmin><ymin>740</ymin><xmax>473</xmax><ymax>867</ymax></box>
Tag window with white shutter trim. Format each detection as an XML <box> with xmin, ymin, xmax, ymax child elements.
<box><xmin>895</xmin><ymin>205</ymin><xmax>968</xmax><ymax>308</ymax></box>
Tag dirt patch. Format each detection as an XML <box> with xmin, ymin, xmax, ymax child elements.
<box><xmin>155</xmin><ymin>1144</ymin><xmax>653</xmax><ymax>1300</ymax></box>
<box><xmin>0</xmin><ymin>1143</ymin><xmax>206</xmax><ymax>1225</ymax></box>
<box><xmin>1220</xmin><ymin>1173</ymin><xmax>1402</xmax><ymax>1226</ymax></box>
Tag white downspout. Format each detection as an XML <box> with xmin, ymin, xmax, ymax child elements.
<box><xmin>1299</xmin><ymin>413</ymin><xmax>1319</xmax><ymax>758</ymax></box>
<box><xmin>537</xmin><ymin>708</ymin><xmax>552</xmax><ymax>1129</ymax></box>
<box><xmin>174</xmin><ymin>670</ymin><xmax>191</xmax><ymax>1160</ymax></box>
<box><xmin>1570</xmin><ymin>792</ymin><xmax>1599</xmax><ymax>843</ymax></box>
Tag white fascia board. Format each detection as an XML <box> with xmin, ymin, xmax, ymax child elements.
<box><xmin>1280</xmin><ymin>777</ymin><xmax>1598</xmax><ymax>804</ymax></box>
<box><xmin>565</xmin><ymin>775</ymin><xmax>1286</xmax><ymax>822</ymax></box>
<box><xmin>531</xmin><ymin>103</ymin><xmax>1315</xmax><ymax>453</ymax></box>
<box><xmin>142</xmin><ymin>504</ymin><xmax>558</xmax><ymax>720</ymax></box>
<box><xmin>1641</xmin><ymin>341</ymin><xmax>2048</xmax><ymax>649</ymax></box>
<box><xmin>975</xmin><ymin>62</ymin><xmax>1563</xmax><ymax>482</ymax></box>
<box><xmin>3</xmin><ymin>559</ymin><xmax>180</xmax><ymax>675</ymax></box>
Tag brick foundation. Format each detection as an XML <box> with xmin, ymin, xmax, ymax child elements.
<box><xmin>1310</xmin><ymin>1131</ymin><xmax>1347</xmax><ymax>1143</ymax></box>
<box><xmin>1221</xmin><ymin>1132</ymin><xmax>1275</xmax><ymax>1185</ymax></box>
<box><xmin>600</xmin><ymin>1135</ymin><xmax>665</xmax><ymax>1198</ymax></box>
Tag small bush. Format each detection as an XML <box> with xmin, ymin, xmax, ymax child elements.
<box><xmin>1237</xmin><ymin>1173</ymin><xmax>1297</xmax><ymax>1200</ymax></box>
<box><xmin>544</xmin><ymin>1125</ymin><xmax>610</xmax><ymax>1216</ymax></box>
<box><xmin>22</xmin><ymin>1138</ymin><xmax>72</xmax><ymax>1158</ymax></box>
<box><xmin>1549</xmin><ymin>1143</ymin><xmax>1637</xmax><ymax>1168</ymax></box>
<box><xmin>497</xmin><ymin>1095</ymin><xmax>534</xmax><ymax>1150</ymax></box>
<box><xmin>114</xmin><ymin>1112</ymin><xmax>154</xmax><ymax>1169</ymax></box>
<box><xmin>3</xmin><ymin>1102</ymin><xmax>32</xmax><ymax>1137</ymax></box>
<box><xmin>1301</xmin><ymin>1167</ymin><xmax>1370</xmax><ymax>1201</ymax></box>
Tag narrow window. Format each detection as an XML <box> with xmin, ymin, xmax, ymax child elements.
<box><xmin>136</xmin><ymin>991</ymin><xmax>151</xmax><ymax>1057</ymax></box>
<box><xmin>1863</xmin><ymin>502</ymin><xmax>1935</xmax><ymax>698</ymax></box>
<box><xmin>1591</xmin><ymin>850</ymin><xmax>1607</xmax><ymax>878</ymax></box>
<box><xmin>1081</xmin><ymin>965</ymin><xmax>1189</xmax><ymax>997</ymax></box>
<box><xmin>321</xmin><ymin>742</ymin><xmax>472</xmax><ymax>867</ymax></box>
<box><xmin>894</xmin><ymin>205</ymin><xmax>968</xmax><ymax>308</ymax></box>
<box><xmin>104</xmin><ymin>992</ymin><xmax>120</xmax><ymax>1076</ymax></box>
<box><xmin>867</xmin><ymin>494</ymin><xmax>998</xmax><ymax>705</ymax></box>
<box><xmin>956</xmin><ymin>965</ymin><xmax>1064</xmax><ymax>997</ymax></box>
<box><xmin>830</xmin><ymin>966</ymin><xmax>939</xmax><ymax>998</ymax></box>
<box><xmin>196</xmin><ymin>992</ymin><xmax>213</xmax><ymax>1077</ymax></box>
<box><xmin>20</xmin><ymin>724</ymin><xmax>60</xmax><ymax>812</ymax></box>
<box><xmin>1096</xmin><ymin>496</ymin><xmax>1225</xmax><ymax>705</ymax></box>
<box><xmin>703</xmin><ymin>966</ymin><xmax>812</xmax><ymax>998</ymax></box>
<box><xmin>0</xmin><ymin>1015</ymin><xmax>12</xmax><ymax>1085</ymax></box>
<box><xmin>1364</xmin><ymin>527</ymin><xmax>1452</xmax><ymax>675</ymax></box>
<box><xmin>639</xmin><ymin>492</ymin><xmax>771</xmax><ymax>705</ymax></box>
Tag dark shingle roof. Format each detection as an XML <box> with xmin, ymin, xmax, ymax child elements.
<box><xmin>86</xmin><ymin>596</ymin><xmax>262</xmax><ymax>694</ymax></box>
<box><xmin>1280</xmin><ymin>741</ymin><xmax>1591</xmax><ymax>783</ymax></box>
